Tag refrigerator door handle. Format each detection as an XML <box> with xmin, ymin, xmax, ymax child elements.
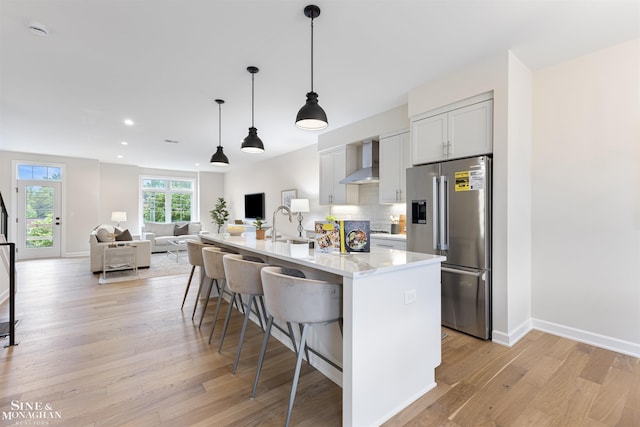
<box><xmin>432</xmin><ymin>176</ymin><xmax>439</xmax><ymax>250</ymax></box>
<box><xmin>441</xmin><ymin>267</ymin><xmax>483</xmax><ymax>277</ymax></box>
<box><xmin>440</xmin><ymin>175</ymin><xmax>449</xmax><ymax>250</ymax></box>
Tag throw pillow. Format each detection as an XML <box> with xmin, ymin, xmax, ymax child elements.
<box><xmin>95</xmin><ymin>225</ymin><xmax>115</xmax><ymax>242</ymax></box>
<box><xmin>174</xmin><ymin>223</ymin><xmax>189</xmax><ymax>236</ymax></box>
<box><xmin>115</xmin><ymin>228</ymin><xmax>133</xmax><ymax>241</ymax></box>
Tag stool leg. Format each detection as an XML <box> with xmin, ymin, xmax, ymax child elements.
<box><xmin>181</xmin><ymin>265</ymin><xmax>196</xmax><ymax>309</ymax></box>
<box><xmin>251</xmin><ymin>296</ymin><xmax>265</xmax><ymax>331</ymax></box>
<box><xmin>251</xmin><ymin>315</ymin><xmax>274</xmax><ymax>399</ymax></box>
<box><xmin>218</xmin><ymin>291</ymin><xmax>237</xmax><ymax>353</ymax></box>
<box><xmin>286</xmin><ymin>323</ymin><xmax>310</xmax><ymax>427</ymax></box>
<box><xmin>298</xmin><ymin>324</ymin><xmax>311</xmax><ymax>366</ymax></box>
<box><xmin>286</xmin><ymin>322</ymin><xmax>298</xmax><ymax>354</ymax></box>
<box><xmin>233</xmin><ymin>294</ymin><xmax>254</xmax><ymax>374</ymax></box>
<box><xmin>191</xmin><ymin>270</ymin><xmax>206</xmax><ymax>320</ymax></box>
<box><xmin>209</xmin><ymin>280</ymin><xmax>227</xmax><ymax>344</ymax></box>
<box><xmin>198</xmin><ymin>278</ymin><xmax>215</xmax><ymax>328</ymax></box>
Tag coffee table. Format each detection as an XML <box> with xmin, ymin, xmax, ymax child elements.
<box><xmin>167</xmin><ymin>239</ymin><xmax>187</xmax><ymax>262</ymax></box>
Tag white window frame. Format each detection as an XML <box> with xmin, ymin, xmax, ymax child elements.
<box><xmin>139</xmin><ymin>175</ymin><xmax>196</xmax><ymax>224</ymax></box>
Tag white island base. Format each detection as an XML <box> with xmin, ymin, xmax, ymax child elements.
<box><xmin>201</xmin><ymin>235</ymin><xmax>445</xmax><ymax>426</ymax></box>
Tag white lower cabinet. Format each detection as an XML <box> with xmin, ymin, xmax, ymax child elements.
<box><xmin>370</xmin><ymin>237</ymin><xmax>406</xmax><ymax>251</ymax></box>
<box><xmin>379</xmin><ymin>130</ymin><xmax>411</xmax><ymax>204</ymax></box>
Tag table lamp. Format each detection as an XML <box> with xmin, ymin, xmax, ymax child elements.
<box><xmin>111</xmin><ymin>211</ymin><xmax>127</xmax><ymax>228</ymax></box>
<box><xmin>289</xmin><ymin>199</ymin><xmax>310</xmax><ymax>237</ymax></box>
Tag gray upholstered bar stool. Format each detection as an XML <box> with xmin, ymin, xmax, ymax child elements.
<box><xmin>181</xmin><ymin>239</ymin><xmax>210</xmax><ymax>319</ymax></box>
<box><xmin>254</xmin><ymin>266</ymin><xmax>342</xmax><ymax>427</ymax></box>
<box><xmin>219</xmin><ymin>253</ymin><xmax>269</xmax><ymax>374</ymax></box>
<box><xmin>201</xmin><ymin>246</ymin><xmax>237</xmax><ymax>336</ymax></box>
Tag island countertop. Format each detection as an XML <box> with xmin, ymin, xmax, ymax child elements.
<box><xmin>200</xmin><ymin>234</ymin><xmax>443</xmax><ymax>279</ymax></box>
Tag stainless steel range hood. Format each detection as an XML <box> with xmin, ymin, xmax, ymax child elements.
<box><xmin>339</xmin><ymin>140</ymin><xmax>379</xmax><ymax>184</ymax></box>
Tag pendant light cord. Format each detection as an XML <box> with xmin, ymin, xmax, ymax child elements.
<box><xmin>251</xmin><ymin>72</ymin><xmax>255</xmax><ymax>127</ymax></box>
<box><xmin>218</xmin><ymin>102</ymin><xmax>222</xmax><ymax>148</ymax></box>
<box><xmin>310</xmin><ymin>16</ymin><xmax>314</xmax><ymax>92</ymax></box>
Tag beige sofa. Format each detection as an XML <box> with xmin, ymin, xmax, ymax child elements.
<box><xmin>141</xmin><ymin>221</ymin><xmax>206</xmax><ymax>253</ymax></box>
<box><xmin>89</xmin><ymin>225</ymin><xmax>151</xmax><ymax>273</ymax></box>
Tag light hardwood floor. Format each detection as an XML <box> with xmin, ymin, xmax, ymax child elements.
<box><xmin>1</xmin><ymin>257</ymin><xmax>638</xmax><ymax>426</ymax></box>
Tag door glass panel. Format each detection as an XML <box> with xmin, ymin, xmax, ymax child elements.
<box><xmin>25</xmin><ymin>185</ymin><xmax>54</xmax><ymax>248</ymax></box>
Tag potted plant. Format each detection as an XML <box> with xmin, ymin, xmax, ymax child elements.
<box><xmin>209</xmin><ymin>197</ymin><xmax>229</xmax><ymax>234</ymax></box>
<box><xmin>253</xmin><ymin>217</ymin><xmax>265</xmax><ymax>240</ymax></box>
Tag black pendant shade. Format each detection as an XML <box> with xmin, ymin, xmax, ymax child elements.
<box><xmin>210</xmin><ymin>99</ymin><xmax>229</xmax><ymax>166</ymax></box>
<box><xmin>241</xmin><ymin>66</ymin><xmax>265</xmax><ymax>153</ymax></box>
<box><xmin>296</xmin><ymin>5</ymin><xmax>328</xmax><ymax>130</ymax></box>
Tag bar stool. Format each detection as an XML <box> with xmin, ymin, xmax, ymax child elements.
<box><xmin>219</xmin><ymin>254</ymin><xmax>269</xmax><ymax>374</ymax></box>
<box><xmin>181</xmin><ymin>240</ymin><xmax>210</xmax><ymax>319</ymax></box>
<box><xmin>201</xmin><ymin>246</ymin><xmax>237</xmax><ymax>338</ymax></box>
<box><xmin>254</xmin><ymin>266</ymin><xmax>342</xmax><ymax>427</ymax></box>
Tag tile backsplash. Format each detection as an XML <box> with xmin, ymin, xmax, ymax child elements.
<box><xmin>328</xmin><ymin>183</ymin><xmax>406</xmax><ymax>232</ymax></box>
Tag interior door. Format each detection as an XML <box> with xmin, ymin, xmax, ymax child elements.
<box><xmin>17</xmin><ymin>180</ymin><xmax>62</xmax><ymax>259</ymax></box>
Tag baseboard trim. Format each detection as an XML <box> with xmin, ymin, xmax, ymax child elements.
<box><xmin>532</xmin><ymin>318</ymin><xmax>640</xmax><ymax>358</ymax></box>
<box><xmin>492</xmin><ymin>318</ymin><xmax>532</xmax><ymax>347</ymax></box>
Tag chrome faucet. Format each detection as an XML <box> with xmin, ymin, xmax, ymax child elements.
<box><xmin>272</xmin><ymin>205</ymin><xmax>292</xmax><ymax>243</ymax></box>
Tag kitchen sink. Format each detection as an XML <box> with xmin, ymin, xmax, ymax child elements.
<box><xmin>276</xmin><ymin>237</ymin><xmax>309</xmax><ymax>245</ymax></box>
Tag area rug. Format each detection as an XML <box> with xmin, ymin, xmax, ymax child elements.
<box><xmin>98</xmin><ymin>252</ymin><xmax>192</xmax><ymax>282</ymax></box>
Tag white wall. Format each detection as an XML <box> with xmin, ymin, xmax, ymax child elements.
<box><xmin>531</xmin><ymin>39</ymin><xmax>640</xmax><ymax>355</ymax></box>
<box><xmin>198</xmin><ymin>171</ymin><xmax>225</xmax><ymax>233</ymax></box>
<box><xmin>223</xmin><ymin>144</ymin><xmax>327</xmax><ymax>238</ymax></box>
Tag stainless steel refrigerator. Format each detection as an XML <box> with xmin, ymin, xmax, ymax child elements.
<box><xmin>406</xmin><ymin>156</ymin><xmax>491</xmax><ymax>339</ymax></box>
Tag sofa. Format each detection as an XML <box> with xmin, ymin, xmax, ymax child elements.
<box><xmin>89</xmin><ymin>225</ymin><xmax>151</xmax><ymax>273</ymax></box>
<box><xmin>141</xmin><ymin>221</ymin><xmax>207</xmax><ymax>253</ymax></box>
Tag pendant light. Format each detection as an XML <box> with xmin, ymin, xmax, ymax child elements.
<box><xmin>296</xmin><ymin>4</ymin><xmax>328</xmax><ymax>130</ymax></box>
<box><xmin>210</xmin><ymin>99</ymin><xmax>230</xmax><ymax>166</ymax></box>
<box><xmin>241</xmin><ymin>66</ymin><xmax>265</xmax><ymax>153</ymax></box>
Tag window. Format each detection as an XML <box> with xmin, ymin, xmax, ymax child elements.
<box><xmin>141</xmin><ymin>177</ymin><xmax>194</xmax><ymax>223</ymax></box>
<box><xmin>18</xmin><ymin>164</ymin><xmax>62</xmax><ymax>181</ymax></box>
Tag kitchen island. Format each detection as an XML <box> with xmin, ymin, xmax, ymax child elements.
<box><xmin>201</xmin><ymin>234</ymin><xmax>445</xmax><ymax>427</ymax></box>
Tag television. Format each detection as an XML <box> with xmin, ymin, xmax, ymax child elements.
<box><xmin>244</xmin><ymin>192</ymin><xmax>265</xmax><ymax>219</ymax></box>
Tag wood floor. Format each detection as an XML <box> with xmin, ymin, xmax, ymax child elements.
<box><xmin>1</xmin><ymin>257</ymin><xmax>638</xmax><ymax>426</ymax></box>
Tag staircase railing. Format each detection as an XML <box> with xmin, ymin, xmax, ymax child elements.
<box><xmin>0</xmin><ymin>191</ymin><xmax>17</xmax><ymax>347</ymax></box>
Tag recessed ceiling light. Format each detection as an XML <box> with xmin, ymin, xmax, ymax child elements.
<box><xmin>27</xmin><ymin>22</ymin><xmax>49</xmax><ymax>37</ymax></box>
<box><xmin>124</xmin><ymin>119</ymin><xmax>134</xmax><ymax>126</ymax></box>
<box><xmin>117</xmin><ymin>155</ymin><xmax>123</xmax><ymax>159</ymax></box>
<box><xmin>121</xmin><ymin>141</ymin><xmax>128</xmax><ymax>145</ymax></box>
<box><xmin>195</xmin><ymin>163</ymin><xmax>200</xmax><ymax>166</ymax></box>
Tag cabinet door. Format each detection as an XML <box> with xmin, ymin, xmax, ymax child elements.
<box><xmin>411</xmin><ymin>113</ymin><xmax>447</xmax><ymax>165</ymax></box>
<box><xmin>398</xmin><ymin>131</ymin><xmax>411</xmax><ymax>202</ymax></box>
<box><xmin>448</xmin><ymin>100</ymin><xmax>493</xmax><ymax>159</ymax></box>
<box><xmin>319</xmin><ymin>151</ymin><xmax>334</xmax><ymax>205</ymax></box>
<box><xmin>379</xmin><ymin>132</ymin><xmax>411</xmax><ymax>203</ymax></box>
<box><xmin>379</xmin><ymin>134</ymin><xmax>402</xmax><ymax>203</ymax></box>
<box><xmin>319</xmin><ymin>148</ymin><xmax>358</xmax><ymax>205</ymax></box>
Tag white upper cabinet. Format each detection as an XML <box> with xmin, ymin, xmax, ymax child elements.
<box><xmin>379</xmin><ymin>130</ymin><xmax>411</xmax><ymax>204</ymax></box>
<box><xmin>411</xmin><ymin>99</ymin><xmax>493</xmax><ymax>165</ymax></box>
<box><xmin>319</xmin><ymin>146</ymin><xmax>358</xmax><ymax>205</ymax></box>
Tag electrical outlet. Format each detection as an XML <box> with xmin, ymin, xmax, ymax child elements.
<box><xmin>404</xmin><ymin>289</ymin><xmax>417</xmax><ymax>305</ymax></box>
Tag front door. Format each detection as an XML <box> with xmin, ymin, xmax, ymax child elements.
<box><xmin>17</xmin><ymin>180</ymin><xmax>62</xmax><ymax>259</ymax></box>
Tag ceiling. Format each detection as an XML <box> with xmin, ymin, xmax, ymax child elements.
<box><xmin>1</xmin><ymin>1</ymin><xmax>638</xmax><ymax>173</ymax></box>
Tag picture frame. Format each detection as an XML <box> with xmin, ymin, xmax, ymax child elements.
<box><xmin>281</xmin><ymin>189</ymin><xmax>297</xmax><ymax>212</ymax></box>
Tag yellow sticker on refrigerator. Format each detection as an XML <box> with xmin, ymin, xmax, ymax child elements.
<box><xmin>455</xmin><ymin>169</ymin><xmax>485</xmax><ymax>191</ymax></box>
<box><xmin>455</xmin><ymin>171</ymin><xmax>470</xmax><ymax>191</ymax></box>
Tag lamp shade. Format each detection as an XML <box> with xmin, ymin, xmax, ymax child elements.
<box><xmin>210</xmin><ymin>146</ymin><xmax>229</xmax><ymax>166</ymax></box>
<box><xmin>296</xmin><ymin>92</ymin><xmax>328</xmax><ymax>130</ymax></box>
<box><xmin>241</xmin><ymin>127</ymin><xmax>264</xmax><ymax>153</ymax></box>
<box><xmin>111</xmin><ymin>211</ymin><xmax>127</xmax><ymax>222</ymax></box>
<box><xmin>289</xmin><ymin>199</ymin><xmax>310</xmax><ymax>213</ymax></box>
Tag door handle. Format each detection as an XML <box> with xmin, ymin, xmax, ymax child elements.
<box><xmin>432</xmin><ymin>176</ymin><xmax>438</xmax><ymax>250</ymax></box>
<box><xmin>439</xmin><ymin>176</ymin><xmax>448</xmax><ymax>250</ymax></box>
